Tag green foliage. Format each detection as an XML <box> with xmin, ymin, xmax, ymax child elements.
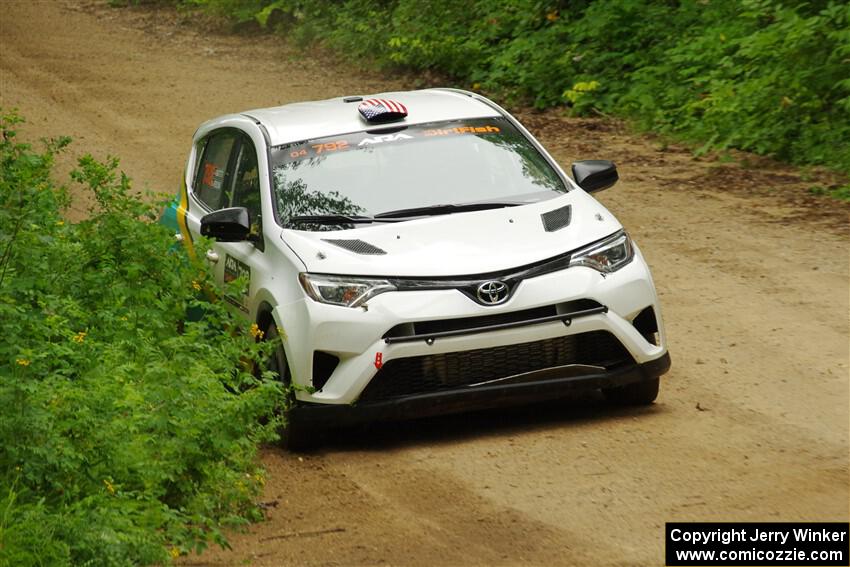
<box><xmin>830</xmin><ymin>185</ymin><xmax>850</xmax><ymax>200</ymax></box>
<box><xmin>0</xmin><ymin>111</ymin><xmax>282</xmax><ymax>566</ymax></box>
<box><xmin>181</xmin><ymin>0</ymin><xmax>272</xmax><ymax>23</ymax></box>
<box><xmin>178</xmin><ymin>0</ymin><xmax>850</xmax><ymax>183</ymax></box>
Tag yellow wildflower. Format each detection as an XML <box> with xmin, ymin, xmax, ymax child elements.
<box><xmin>249</xmin><ymin>323</ymin><xmax>264</xmax><ymax>340</ymax></box>
<box><xmin>72</xmin><ymin>331</ymin><xmax>86</xmax><ymax>343</ymax></box>
<box><xmin>472</xmin><ymin>82</ymin><xmax>481</xmax><ymax>90</ymax></box>
<box><xmin>170</xmin><ymin>547</ymin><xmax>181</xmax><ymax>559</ymax></box>
<box><xmin>15</xmin><ymin>358</ymin><xmax>30</xmax><ymax>366</ymax></box>
<box><xmin>56</xmin><ymin>220</ymin><xmax>64</xmax><ymax>226</ymax></box>
<box><xmin>192</xmin><ymin>280</ymin><xmax>202</xmax><ymax>291</ymax></box>
<box><xmin>103</xmin><ymin>479</ymin><xmax>115</xmax><ymax>495</ymax></box>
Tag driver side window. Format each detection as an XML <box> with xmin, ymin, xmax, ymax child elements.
<box><xmin>194</xmin><ymin>131</ymin><xmax>238</xmax><ymax>210</ymax></box>
<box><xmin>193</xmin><ymin>130</ymin><xmax>264</xmax><ymax>247</ymax></box>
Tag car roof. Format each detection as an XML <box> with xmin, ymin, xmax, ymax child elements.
<box><xmin>240</xmin><ymin>89</ymin><xmax>502</xmax><ymax>146</ymax></box>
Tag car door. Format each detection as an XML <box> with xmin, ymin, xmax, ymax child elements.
<box><xmin>187</xmin><ymin>128</ymin><xmax>264</xmax><ymax>317</ymax></box>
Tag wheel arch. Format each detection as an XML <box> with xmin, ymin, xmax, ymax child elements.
<box><xmin>256</xmin><ymin>300</ymin><xmax>277</xmax><ymax>333</ymax></box>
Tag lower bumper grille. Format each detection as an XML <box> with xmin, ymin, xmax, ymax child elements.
<box><xmin>358</xmin><ymin>331</ymin><xmax>632</xmax><ymax>403</ymax></box>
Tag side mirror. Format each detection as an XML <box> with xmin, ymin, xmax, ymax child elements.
<box><xmin>572</xmin><ymin>160</ymin><xmax>618</xmax><ymax>192</ymax></box>
<box><xmin>200</xmin><ymin>207</ymin><xmax>250</xmax><ymax>242</ymax></box>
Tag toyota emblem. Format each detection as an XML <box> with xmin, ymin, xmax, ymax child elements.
<box><xmin>476</xmin><ymin>280</ymin><xmax>509</xmax><ymax>305</ymax></box>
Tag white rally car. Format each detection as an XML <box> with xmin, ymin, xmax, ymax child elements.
<box><xmin>162</xmin><ymin>89</ymin><xmax>670</xmax><ymax>446</ymax></box>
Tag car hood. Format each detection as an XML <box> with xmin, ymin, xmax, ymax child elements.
<box><xmin>280</xmin><ymin>191</ymin><xmax>622</xmax><ymax>277</ymax></box>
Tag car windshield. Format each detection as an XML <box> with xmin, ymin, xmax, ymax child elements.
<box><xmin>270</xmin><ymin>117</ymin><xmax>568</xmax><ymax>229</ymax></box>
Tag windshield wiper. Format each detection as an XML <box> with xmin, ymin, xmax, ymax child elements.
<box><xmin>286</xmin><ymin>202</ymin><xmax>523</xmax><ymax>226</ymax></box>
<box><xmin>374</xmin><ymin>201</ymin><xmax>523</xmax><ymax>219</ymax></box>
<box><xmin>285</xmin><ymin>214</ymin><xmax>402</xmax><ymax>226</ymax></box>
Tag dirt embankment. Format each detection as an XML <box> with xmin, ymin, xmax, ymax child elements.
<box><xmin>2</xmin><ymin>2</ymin><xmax>847</xmax><ymax>566</ymax></box>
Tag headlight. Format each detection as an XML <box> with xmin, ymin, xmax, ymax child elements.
<box><xmin>569</xmin><ymin>231</ymin><xmax>634</xmax><ymax>273</ymax></box>
<box><xmin>298</xmin><ymin>273</ymin><xmax>396</xmax><ymax>307</ymax></box>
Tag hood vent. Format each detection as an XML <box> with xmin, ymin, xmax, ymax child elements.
<box><xmin>541</xmin><ymin>205</ymin><xmax>572</xmax><ymax>232</ymax></box>
<box><xmin>322</xmin><ymin>239</ymin><xmax>387</xmax><ymax>255</ymax></box>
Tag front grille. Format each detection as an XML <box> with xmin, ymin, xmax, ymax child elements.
<box><xmin>358</xmin><ymin>331</ymin><xmax>632</xmax><ymax>403</ymax></box>
<box><xmin>382</xmin><ymin>299</ymin><xmax>602</xmax><ymax>340</ymax></box>
<box><xmin>415</xmin><ymin>305</ymin><xmax>555</xmax><ymax>335</ymax></box>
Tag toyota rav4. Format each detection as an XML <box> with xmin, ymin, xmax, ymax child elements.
<box><xmin>161</xmin><ymin>89</ymin><xmax>671</xmax><ymax>447</ymax></box>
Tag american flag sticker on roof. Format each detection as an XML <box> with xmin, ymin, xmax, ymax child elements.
<box><xmin>357</xmin><ymin>98</ymin><xmax>408</xmax><ymax>123</ymax></box>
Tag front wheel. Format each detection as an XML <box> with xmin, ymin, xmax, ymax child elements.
<box><xmin>603</xmin><ymin>377</ymin><xmax>660</xmax><ymax>405</ymax></box>
<box><xmin>264</xmin><ymin>324</ymin><xmax>308</xmax><ymax>451</ymax></box>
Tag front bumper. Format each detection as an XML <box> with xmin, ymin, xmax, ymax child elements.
<box><xmin>290</xmin><ymin>352</ymin><xmax>671</xmax><ymax>428</ymax></box>
<box><xmin>277</xmin><ymin>243</ymin><xmax>667</xmax><ymax>405</ymax></box>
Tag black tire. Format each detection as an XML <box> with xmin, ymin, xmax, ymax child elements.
<box><xmin>264</xmin><ymin>324</ymin><xmax>308</xmax><ymax>451</ymax></box>
<box><xmin>603</xmin><ymin>377</ymin><xmax>660</xmax><ymax>405</ymax></box>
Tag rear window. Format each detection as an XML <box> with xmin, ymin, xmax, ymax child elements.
<box><xmin>269</xmin><ymin>117</ymin><xmax>568</xmax><ymax>225</ymax></box>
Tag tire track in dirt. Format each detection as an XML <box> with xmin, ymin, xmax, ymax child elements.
<box><xmin>2</xmin><ymin>2</ymin><xmax>847</xmax><ymax>566</ymax></box>
<box><xmin>183</xmin><ymin>450</ymin><xmax>596</xmax><ymax>567</ymax></box>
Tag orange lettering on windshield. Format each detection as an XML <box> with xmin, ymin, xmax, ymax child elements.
<box><xmin>311</xmin><ymin>140</ymin><xmax>349</xmax><ymax>154</ymax></box>
<box><xmin>423</xmin><ymin>125</ymin><xmax>501</xmax><ymax>136</ymax></box>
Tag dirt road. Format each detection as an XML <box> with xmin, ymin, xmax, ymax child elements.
<box><xmin>2</xmin><ymin>2</ymin><xmax>848</xmax><ymax>565</ymax></box>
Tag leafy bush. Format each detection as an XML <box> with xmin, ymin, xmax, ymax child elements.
<box><xmin>178</xmin><ymin>0</ymin><xmax>850</xmax><ymax>184</ymax></box>
<box><xmin>0</xmin><ymin>111</ymin><xmax>281</xmax><ymax>566</ymax></box>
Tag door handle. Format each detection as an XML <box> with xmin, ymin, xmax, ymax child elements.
<box><xmin>205</xmin><ymin>250</ymin><xmax>220</xmax><ymax>263</ymax></box>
